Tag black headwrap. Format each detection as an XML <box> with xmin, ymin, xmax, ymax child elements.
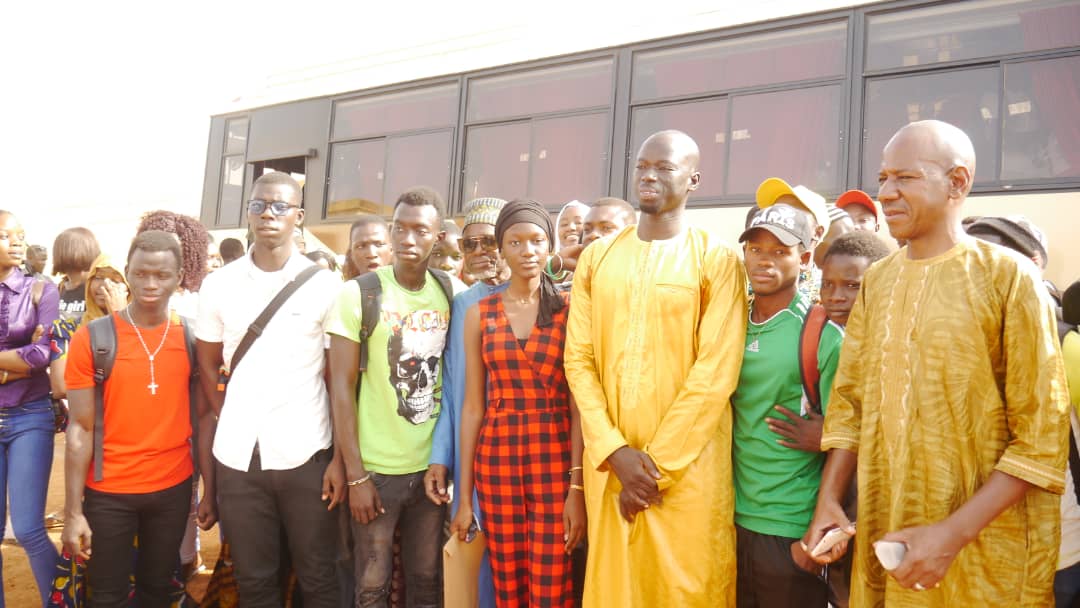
<box><xmin>494</xmin><ymin>199</ymin><xmax>565</xmax><ymax>327</ymax></box>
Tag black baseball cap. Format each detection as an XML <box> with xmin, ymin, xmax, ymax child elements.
<box><xmin>738</xmin><ymin>203</ymin><xmax>815</xmax><ymax>249</ymax></box>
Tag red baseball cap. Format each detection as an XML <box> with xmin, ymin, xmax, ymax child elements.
<box><xmin>835</xmin><ymin>190</ymin><xmax>878</xmax><ymax>220</ymax></box>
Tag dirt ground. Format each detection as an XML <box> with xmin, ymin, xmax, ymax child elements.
<box><xmin>2</xmin><ymin>434</ymin><xmax>220</xmax><ymax>606</ymax></box>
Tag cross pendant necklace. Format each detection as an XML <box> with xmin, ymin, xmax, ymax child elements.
<box><xmin>124</xmin><ymin>308</ymin><xmax>171</xmax><ymax>396</ymax></box>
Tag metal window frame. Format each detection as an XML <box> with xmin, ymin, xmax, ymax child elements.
<box><xmin>456</xmin><ymin>52</ymin><xmax>620</xmax><ymax>214</ymax></box>
<box><xmin>851</xmin><ymin>0</ymin><xmax>1080</xmax><ymax>194</ymax></box>
<box><xmin>854</xmin><ymin>51</ymin><xmax>1080</xmax><ymax>191</ymax></box>
<box><xmin>208</xmin><ymin>0</ymin><xmax>1080</xmax><ymax>228</ymax></box>
<box><xmin>328</xmin><ymin>79</ymin><xmax>461</xmax><ymax>143</ymax></box>
<box><xmin>214</xmin><ymin>113</ymin><xmax>250</xmax><ymax>228</ymax></box>
<box><xmin>618</xmin><ymin>12</ymin><xmax>855</xmax><ymax>208</ymax></box>
<box><xmin>324</xmin><ymin>126</ymin><xmax>457</xmax><ymax>221</ymax></box>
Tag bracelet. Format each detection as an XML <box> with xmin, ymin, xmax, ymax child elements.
<box><xmin>551</xmin><ymin>254</ymin><xmax>564</xmax><ymax>275</ymax></box>
<box><xmin>0</xmin><ymin>370</ymin><xmax>7</xmax><ymax>384</ymax></box>
<box><xmin>568</xmin><ymin>466</ymin><xmax>583</xmax><ymax>476</ymax></box>
<box><xmin>569</xmin><ymin>484</ymin><xmax>584</xmax><ymax>491</ymax></box>
<box><xmin>346</xmin><ymin>473</ymin><xmax>372</xmax><ymax>487</ymax></box>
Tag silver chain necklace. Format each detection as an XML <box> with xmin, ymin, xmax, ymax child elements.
<box><xmin>124</xmin><ymin>307</ymin><xmax>171</xmax><ymax>395</ymax></box>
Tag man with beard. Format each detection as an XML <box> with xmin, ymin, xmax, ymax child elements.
<box><xmin>565</xmin><ymin>130</ymin><xmax>748</xmax><ymax>607</ymax></box>
<box><xmin>329</xmin><ymin>187</ymin><xmax>463</xmax><ymax>607</ymax></box>
<box><xmin>459</xmin><ymin>198</ymin><xmax>510</xmax><ymax>287</ymax></box>
<box><xmin>424</xmin><ymin>196</ymin><xmax>507</xmax><ymax>608</ymax></box>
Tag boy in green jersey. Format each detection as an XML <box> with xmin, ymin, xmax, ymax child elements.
<box><xmin>733</xmin><ymin>201</ymin><xmax>843</xmax><ymax>608</ymax></box>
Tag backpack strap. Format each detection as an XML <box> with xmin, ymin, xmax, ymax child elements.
<box><xmin>353</xmin><ymin>268</ymin><xmax>453</xmax><ymax>374</ymax></box>
<box><xmin>88</xmin><ymin>315</ymin><xmax>118</xmax><ymax>482</ymax></box>
<box><xmin>354</xmin><ymin>272</ymin><xmax>383</xmax><ymax>373</ymax></box>
<box><xmin>798</xmin><ymin>304</ymin><xmax>828</xmax><ymax>415</ymax></box>
<box><xmin>180</xmin><ymin>316</ymin><xmax>200</xmax><ymax>482</ymax></box>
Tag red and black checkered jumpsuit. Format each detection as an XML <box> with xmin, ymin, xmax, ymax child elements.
<box><xmin>474</xmin><ymin>292</ymin><xmax>573</xmax><ymax>608</ymax></box>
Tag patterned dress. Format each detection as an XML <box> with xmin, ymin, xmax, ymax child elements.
<box><xmin>474</xmin><ymin>291</ymin><xmax>573</xmax><ymax>607</ymax></box>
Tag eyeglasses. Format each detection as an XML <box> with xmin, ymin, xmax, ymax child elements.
<box><xmin>461</xmin><ymin>235</ymin><xmax>498</xmax><ymax>253</ymax></box>
<box><xmin>247</xmin><ymin>199</ymin><xmax>300</xmax><ymax>216</ymax></box>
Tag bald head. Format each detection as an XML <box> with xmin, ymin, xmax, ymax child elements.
<box><xmin>633</xmin><ymin>130</ymin><xmax>702</xmax><ymax>215</ymax></box>
<box><xmin>878</xmin><ymin>120</ymin><xmax>978</xmax><ymax>254</ymax></box>
<box><xmin>639</xmin><ymin>130</ymin><xmax>700</xmax><ymax>172</ymax></box>
<box><xmin>886</xmin><ymin>120</ymin><xmax>976</xmax><ymax>194</ymax></box>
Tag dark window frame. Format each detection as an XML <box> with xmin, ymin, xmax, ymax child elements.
<box><xmin>207</xmin><ymin>0</ymin><xmax>1080</xmax><ymax>229</ymax></box>
<box><xmin>855</xmin><ymin>0</ymin><xmax>1080</xmax><ymax>193</ymax></box>
<box><xmin>216</xmin><ymin>115</ymin><xmax>250</xmax><ymax>228</ymax></box>
<box><xmin>458</xmin><ymin>53</ymin><xmax>620</xmax><ymax>212</ymax></box>
<box><xmin>861</xmin><ymin>0</ymin><xmax>1080</xmax><ymax>75</ymax></box>
<box><xmin>460</xmin><ymin>108</ymin><xmax>613</xmax><ymax>209</ymax></box>
<box><xmin>323</xmin><ymin>79</ymin><xmax>463</xmax><ymax>221</ymax></box>
<box><xmin>325</xmin><ymin>126</ymin><xmax>456</xmax><ymax>220</ymax></box>
<box><xmin>622</xmin><ymin>15</ymin><xmax>852</xmax><ymax>208</ymax></box>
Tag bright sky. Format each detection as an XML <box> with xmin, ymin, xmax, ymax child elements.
<box><xmin>0</xmin><ymin>0</ymin><xmax>854</xmax><ymax>263</ymax></box>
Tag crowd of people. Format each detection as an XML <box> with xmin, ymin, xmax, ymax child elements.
<box><xmin>0</xmin><ymin>119</ymin><xmax>1076</xmax><ymax>608</ymax></box>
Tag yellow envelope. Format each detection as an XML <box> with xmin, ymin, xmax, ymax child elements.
<box><xmin>443</xmin><ymin>531</ymin><xmax>486</xmax><ymax>608</ymax></box>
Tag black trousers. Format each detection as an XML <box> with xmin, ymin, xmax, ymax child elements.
<box><xmin>736</xmin><ymin>524</ymin><xmax>828</xmax><ymax>608</ymax></box>
<box><xmin>217</xmin><ymin>448</ymin><xmax>339</xmax><ymax>608</ymax></box>
<box><xmin>83</xmin><ymin>477</ymin><xmax>192</xmax><ymax>608</ymax></box>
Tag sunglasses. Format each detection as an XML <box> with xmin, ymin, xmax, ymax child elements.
<box><xmin>248</xmin><ymin>199</ymin><xmax>300</xmax><ymax>217</ymax></box>
<box><xmin>461</xmin><ymin>235</ymin><xmax>498</xmax><ymax>253</ymax></box>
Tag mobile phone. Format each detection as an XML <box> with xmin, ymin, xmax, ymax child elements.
<box><xmin>874</xmin><ymin>540</ymin><xmax>907</xmax><ymax>571</ymax></box>
<box><xmin>465</xmin><ymin>516</ymin><xmax>481</xmax><ymax>543</ymax></box>
<box><xmin>810</xmin><ymin>523</ymin><xmax>855</xmax><ymax>557</ymax></box>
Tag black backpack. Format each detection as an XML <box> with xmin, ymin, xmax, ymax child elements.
<box><xmin>353</xmin><ymin>268</ymin><xmax>455</xmax><ymax>373</ymax></box>
<box><xmin>87</xmin><ymin>314</ymin><xmax>199</xmax><ymax>482</ymax></box>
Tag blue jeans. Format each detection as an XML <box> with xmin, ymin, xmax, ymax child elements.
<box><xmin>351</xmin><ymin>471</ymin><xmax>445</xmax><ymax>608</ymax></box>
<box><xmin>0</xmin><ymin>397</ymin><xmax>58</xmax><ymax>607</ymax></box>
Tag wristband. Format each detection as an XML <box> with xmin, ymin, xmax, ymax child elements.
<box><xmin>347</xmin><ymin>473</ymin><xmax>372</xmax><ymax>487</ymax></box>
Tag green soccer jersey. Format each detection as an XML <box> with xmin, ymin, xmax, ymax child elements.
<box><xmin>732</xmin><ymin>291</ymin><xmax>843</xmax><ymax>539</ymax></box>
<box><xmin>327</xmin><ymin>266</ymin><xmax>455</xmax><ymax>475</ymax></box>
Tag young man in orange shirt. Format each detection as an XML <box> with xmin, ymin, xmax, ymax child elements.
<box><xmin>61</xmin><ymin>230</ymin><xmax>216</xmax><ymax>606</ymax></box>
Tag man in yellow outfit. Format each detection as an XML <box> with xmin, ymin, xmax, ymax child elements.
<box><xmin>804</xmin><ymin>120</ymin><xmax>1070</xmax><ymax>607</ymax></box>
<box><xmin>565</xmin><ymin>130</ymin><xmax>747</xmax><ymax>607</ymax></box>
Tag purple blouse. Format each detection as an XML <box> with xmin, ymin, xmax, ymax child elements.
<box><xmin>0</xmin><ymin>271</ymin><xmax>59</xmax><ymax>408</ymax></box>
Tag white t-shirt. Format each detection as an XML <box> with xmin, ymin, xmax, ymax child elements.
<box><xmin>170</xmin><ymin>289</ymin><xmax>199</xmax><ymax>320</ymax></box>
<box><xmin>1060</xmin><ymin>410</ymin><xmax>1080</xmax><ymax>569</ymax></box>
<box><xmin>196</xmin><ymin>250</ymin><xmax>341</xmax><ymax>472</ymax></box>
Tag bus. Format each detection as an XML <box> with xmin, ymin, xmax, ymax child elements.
<box><xmin>199</xmin><ymin>0</ymin><xmax>1080</xmax><ymax>286</ymax></box>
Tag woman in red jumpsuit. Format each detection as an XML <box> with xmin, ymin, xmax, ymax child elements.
<box><xmin>452</xmin><ymin>199</ymin><xmax>586</xmax><ymax>607</ymax></box>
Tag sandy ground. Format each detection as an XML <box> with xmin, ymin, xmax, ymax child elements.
<box><xmin>2</xmin><ymin>434</ymin><xmax>220</xmax><ymax>606</ymax></box>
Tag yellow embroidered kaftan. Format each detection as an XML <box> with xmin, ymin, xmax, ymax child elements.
<box><xmin>821</xmin><ymin>239</ymin><xmax>1069</xmax><ymax>607</ymax></box>
<box><xmin>565</xmin><ymin>226</ymin><xmax>747</xmax><ymax>608</ymax></box>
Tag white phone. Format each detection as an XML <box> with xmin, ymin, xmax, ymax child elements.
<box><xmin>874</xmin><ymin>540</ymin><xmax>908</xmax><ymax>571</ymax></box>
<box><xmin>810</xmin><ymin>523</ymin><xmax>855</xmax><ymax>557</ymax></box>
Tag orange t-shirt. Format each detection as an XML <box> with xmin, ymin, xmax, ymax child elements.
<box><xmin>66</xmin><ymin>312</ymin><xmax>193</xmax><ymax>494</ymax></box>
